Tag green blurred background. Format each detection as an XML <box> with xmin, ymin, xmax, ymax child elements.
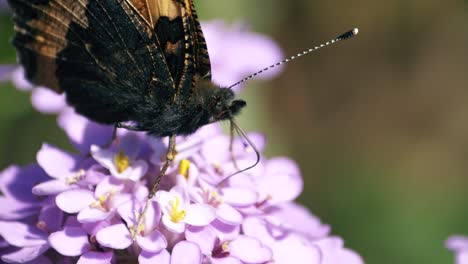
<box><xmin>1</xmin><ymin>0</ymin><xmax>468</xmax><ymax>263</ymax></box>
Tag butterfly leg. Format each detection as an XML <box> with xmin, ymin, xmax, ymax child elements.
<box><xmin>230</xmin><ymin>120</ymin><xmax>240</xmax><ymax>171</ymax></box>
<box><xmin>132</xmin><ymin>134</ymin><xmax>176</xmax><ymax>240</ymax></box>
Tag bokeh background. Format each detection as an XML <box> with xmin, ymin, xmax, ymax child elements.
<box><xmin>1</xmin><ymin>0</ymin><xmax>468</xmax><ymax>263</ymax></box>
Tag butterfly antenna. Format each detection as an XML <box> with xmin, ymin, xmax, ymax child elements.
<box><xmin>216</xmin><ymin>119</ymin><xmax>261</xmax><ymax>187</ymax></box>
<box><xmin>228</xmin><ymin>28</ymin><xmax>359</xmax><ymax>89</ymax></box>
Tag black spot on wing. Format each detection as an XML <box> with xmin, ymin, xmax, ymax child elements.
<box><xmin>155</xmin><ymin>16</ymin><xmax>185</xmax><ymax>88</ymax></box>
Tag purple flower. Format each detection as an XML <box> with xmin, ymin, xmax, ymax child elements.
<box><xmin>202</xmin><ymin>21</ymin><xmax>284</xmax><ymax>92</ymax></box>
<box><xmin>0</xmin><ymin>120</ymin><xmax>363</xmax><ymax>263</ymax></box>
<box><xmin>447</xmin><ymin>236</ymin><xmax>468</xmax><ymax>264</ymax></box>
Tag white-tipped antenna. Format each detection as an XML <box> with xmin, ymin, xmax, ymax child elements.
<box><xmin>228</xmin><ymin>28</ymin><xmax>359</xmax><ymax>89</ymax></box>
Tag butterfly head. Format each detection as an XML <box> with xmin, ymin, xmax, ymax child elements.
<box><xmin>203</xmin><ymin>84</ymin><xmax>246</xmax><ymax>123</ymax></box>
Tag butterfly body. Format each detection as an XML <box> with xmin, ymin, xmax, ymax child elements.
<box><xmin>8</xmin><ymin>0</ymin><xmax>246</xmax><ymax>136</ymax></box>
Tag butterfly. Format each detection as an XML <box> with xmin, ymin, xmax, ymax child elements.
<box><xmin>7</xmin><ymin>0</ymin><xmax>250</xmax><ymax>200</ymax></box>
<box><xmin>8</xmin><ymin>0</ymin><xmax>246</xmax><ymax>136</ymax></box>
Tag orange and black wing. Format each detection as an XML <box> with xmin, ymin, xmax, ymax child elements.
<box><xmin>8</xmin><ymin>0</ymin><xmax>176</xmax><ymax>123</ymax></box>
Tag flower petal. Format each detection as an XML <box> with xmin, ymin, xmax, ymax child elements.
<box><xmin>32</xmin><ymin>180</ymin><xmax>70</xmax><ymax>196</ymax></box>
<box><xmin>171</xmin><ymin>241</ymin><xmax>202</xmax><ymax>264</ymax></box>
<box><xmin>216</xmin><ymin>204</ymin><xmax>242</xmax><ymax>225</ymax></box>
<box><xmin>136</xmin><ymin>229</ymin><xmax>167</xmax><ymax>253</ymax></box>
<box><xmin>78</xmin><ymin>207</ymin><xmax>113</xmax><ymax>223</ymax></box>
<box><xmin>258</xmin><ymin>157</ymin><xmax>302</xmax><ymax>203</ymax></box>
<box><xmin>58</xmin><ymin>108</ymin><xmax>113</xmax><ymax>154</ymax></box>
<box><xmin>37</xmin><ymin>144</ymin><xmax>79</xmax><ymax>179</ymax></box>
<box><xmin>269</xmin><ymin>235</ymin><xmax>321</xmax><ymax>264</ymax></box>
<box><xmin>127</xmin><ymin>160</ymin><xmax>148</xmax><ymax>181</ymax></box>
<box><xmin>77</xmin><ymin>251</ymin><xmax>114</xmax><ymax>264</ymax></box>
<box><xmin>185</xmin><ymin>225</ymin><xmax>217</xmax><ymax>255</ymax></box>
<box><xmin>39</xmin><ymin>204</ymin><xmax>64</xmax><ymax>233</ymax></box>
<box><xmin>1</xmin><ymin>244</ymin><xmax>50</xmax><ymax>263</ymax></box>
<box><xmin>120</xmin><ymin>133</ymin><xmax>141</xmax><ymax>159</ymax></box>
<box><xmin>447</xmin><ymin>236</ymin><xmax>468</xmax><ymax>251</ymax></box>
<box><xmin>229</xmin><ymin>236</ymin><xmax>272</xmax><ymax>263</ymax></box>
<box><xmin>90</xmin><ymin>145</ymin><xmax>116</xmax><ymax>172</ymax></box>
<box><xmin>138</xmin><ymin>249</ymin><xmax>170</xmax><ymax>264</ymax></box>
<box><xmin>162</xmin><ymin>215</ymin><xmax>186</xmax><ymax>234</ymax></box>
<box><xmin>211</xmin><ymin>219</ymin><xmax>240</xmax><ymax>241</ymax></box>
<box><xmin>0</xmin><ymin>221</ymin><xmax>46</xmax><ymax>247</ymax></box>
<box><xmin>56</xmin><ymin>189</ymin><xmax>95</xmax><ymax>214</ymax></box>
<box><xmin>49</xmin><ymin>227</ymin><xmax>90</xmax><ymax>256</ymax></box>
<box><xmin>31</xmin><ymin>87</ymin><xmax>66</xmax><ymax>113</ymax></box>
<box><xmin>184</xmin><ymin>204</ymin><xmax>216</xmax><ymax>226</ymax></box>
<box><xmin>96</xmin><ymin>223</ymin><xmax>132</xmax><ymax>249</ymax></box>
<box><xmin>210</xmin><ymin>257</ymin><xmax>242</xmax><ymax>264</ymax></box>
<box><xmin>221</xmin><ymin>187</ymin><xmax>258</xmax><ymax>206</ymax></box>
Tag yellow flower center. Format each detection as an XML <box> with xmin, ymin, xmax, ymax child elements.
<box><xmin>169</xmin><ymin>196</ymin><xmax>186</xmax><ymax>223</ymax></box>
<box><xmin>65</xmin><ymin>169</ymin><xmax>85</xmax><ymax>185</ymax></box>
<box><xmin>221</xmin><ymin>241</ymin><xmax>230</xmax><ymax>252</ymax></box>
<box><xmin>115</xmin><ymin>150</ymin><xmax>130</xmax><ymax>173</ymax></box>
<box><xmin>179</xmin><ymin>159</ymin><xmax>191</xmax><ymax>179</ymax></box>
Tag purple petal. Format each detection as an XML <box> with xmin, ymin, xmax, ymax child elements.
<box><xmin>11</xmin><ymin>67</ymin><xmax>33</xmax><ymax>91</ymax></box>
<box><xmin>120</xmin><ymin>133</ymin><xmax>141</xmax><ymax>159</ymax></box>
<box><xmin>447</xmin><ymin>236</ymin><xmax>468</xmax><ymax>251</ymax></box>
<box><xmin>171</xmin><ymin>241</ymin><xmax>202</xmax><ymax>264</ymax></box>
<box><xmin>313</xmin><ymin>236</ymin><xmax>363</xmax><ymax>264</ymax></box>
<box><xmin>77</xmin><ymin>207</ymin><xmax>113</xmax><ymax>223</ymax></box>
<box><xmin>49</xmin><ymin>227</ymin><xmax>90</xmax><ymax>256</ymax></box>
<box><xmin>201</xmin><ymin>135</ymin><xmax>231</xmax><ymax>164</ymax></box>
<box><xmin>162</xmin><ymin>215</ymin><xmax>186</xmax><ymax>234</ymax></box>
<box><xmin>264</xmin><ymin>203</ymin><xmax>330</xmax><ymax>238</ymax></box>
<box><xmin>269</xmin><ymin>235</ymin><xmax>321</xmax><ymax>264</ymax></box>
<box><xmin>37</xmin><ymin>144</ymin><xmax>79</xmax><ymax>179</ymax></box>
<box><xmin>0</xmin><ymin>197</ymin><xmax>39</xmax><ymax>220</ymax></box>
<box><xmin>136</xmin><ymin>229</ymin><xmax>167</xmax><ymax>253</ymax></box>
<box><xmin>458</xmin><ymin>252</ymin><xmax>468</xmax><ymax>264</ymax></box>
<box><xmin>139</xmin><ymin>249</ymin><xmax>170</xmax><ymax>264</ymax></box>
<box><xmin>216</xmin><ymin>204</ymin><xmax>242</xmax><ymax>225</ymax></box>
<box><xmin>95</xmin><ymin>223</ymin><xmax>132</xmax><ymax>249</ymax></box>
<box><xmin>242</xmin><ymin>217</ymin><xmax>275</xmax><ymax>245</ymax></box>
<box><xmin>210</xmin><ymin>257</ymin><xmax>242</xmax><ymax>264</ymax></box>
<box><xmin>0</xmin><ymin>65</ymin><xmax>16</xmax><ymax>82</ymax></box>
<box><xmin>58</xmin><ymin>108</ymin><xmax>113</xmax><ymax>154</ymax></box>
<box><xmin>221</xmin><ymin>187</ymin><xmax>258</xmax><ymax>206</ymax></box>
<box><xmin>56</xmin><ymin>189</ymin><xmax>95</xmax><ymax>214</ymax></box>
<box><xmin>1</xmin><ymin>244</ymin><xmax>50</xmax><ymax>263</ymax></box>
<box><xmin>126</xmin><ymin>160</ymin><xmax>149</xmax><ymax>181</ymax></box>
<box><xmin>258</xmin><ymin>158</ymin><xmax>302</xmax><ymax>203</ymax></box>
<box><xmin>32</xmin><ymin>180</ymin><xmax>71</xmax><ymax>196</ymax></box>
<box><xmin>184</xmin><ymin>204</ymin><xmax>216</xmax><ymax>226</ymax></box>
<box><xmin>39</xmin><ymin>204</ymin><xmax>64</xmax><ymax>233</ymax></box>
<box><xmin>211</xmin><ymin>219</ymin><xmax>240</xmax><ymax>241</ymax></box>
<box><xmin>333</xmin><ymin>248</ymin><xmax>365</xmax><ymax>264</ymax></box>
<box><xmin>0</xmin><ymin>221</ymin><xmax>46</xmax><ymax>247</ymax></box>
<box><xmin>229</xmin><ymin>236</ymin><xmax>272</xmax><ymax>263</ymax></box>
<box><xmin>77</xmin><ymin>251</ymin><xmax>114</xmax><ymax>264</ymax></box>
<box><xmin>202</xmin><ymin>21</ymin><xmax>284</xmax><ymax>92</ymax></box>
<box><xmin>0</xmin><ymin>165</ymin><xmax>49</xmax><ymax>203</ymax></box>
<box><xmin>31</xmin><ymin>87</ymin><xmax>66</xmax><ymax>114</ymax></box>
<box><xmin>185</xmin><ymin>225</ymin><xmax>217</xmax><ymax>255</ymax></box>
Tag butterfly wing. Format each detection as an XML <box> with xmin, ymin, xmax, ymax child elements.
<box><xmin>8</xmin><ymin>0</ymin><xmax>175</xmax><ymax>123</ymax></box>
<box><xmin>176</xmin><ymin>0</ymin><xmax>211</xmax><ymax>98</ymax></box>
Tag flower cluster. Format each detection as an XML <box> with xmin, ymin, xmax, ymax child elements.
<box><xmin>0</xmin><ymin>117</ymin><xmax>363</xmax><ymax>263</ymax></box>
<box><xmin>0</xmin><ymin>20</ymin><xmax>363</xmax><ymax>263</ymax></box>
